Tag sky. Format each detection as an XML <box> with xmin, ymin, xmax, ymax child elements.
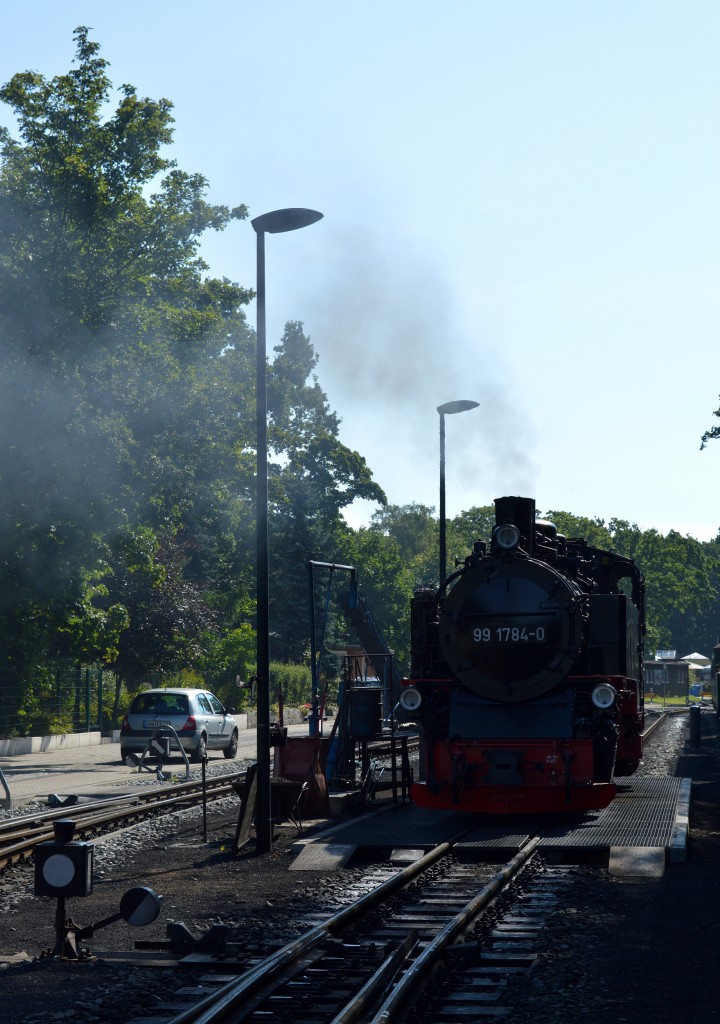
<box><xmin>3</xmin><ymin>2</ymin><xmax>720</xmax><ymax>540</ymax></box>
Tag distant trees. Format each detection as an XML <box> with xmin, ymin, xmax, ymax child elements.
<box><xmin>541</xmin><ymin>510</ymin><xmax>720</xmax><ymax>659</ymax></box>
<box><xmin>350</xmin><ymin>502</ymin><xmax>720</xmax><ymax>671</ymax></box>
<box><xmin>701</xmin><ymin>400</ymin><xmax>720</xmax><ymax>450</ymax></box>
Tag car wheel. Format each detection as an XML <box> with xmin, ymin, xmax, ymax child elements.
<box><xmin>223</xmin><ymin>730</ymin><xmax>239</xmax><ymax>759</ymax></box>
<box><xmin>120</xmin><ymin>747</ymin><xmax>131</xmax><ymax>764</ymax></box>
<box><xmin>191</xmin><ymin>735</ymin><xmax>207</xmax><ymax>763</ymax></box>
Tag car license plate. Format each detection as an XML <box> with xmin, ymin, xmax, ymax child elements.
<box><xmin>144</xmin><ymin>719</ymin><xmax>171</xmax><ymax>728</ymax></box>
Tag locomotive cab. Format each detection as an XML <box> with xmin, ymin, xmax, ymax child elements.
<box><xmin>405</xmin><ymin>496</ymin><xmax>645</xmax><ymax>814</ymax></box>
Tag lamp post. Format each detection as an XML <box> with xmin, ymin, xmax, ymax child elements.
<box><xmin>437</xmin><ymin>399</ymin><xmax>479</xmax><ymax>584</ymax></box>
<box><xmin>252</xmin><ymin>207</ymin><xmax>323</xmax><ymax>854</ymax></box>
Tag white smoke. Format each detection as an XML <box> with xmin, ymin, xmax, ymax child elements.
<box><xmin>295</xmin><ymin>222</ymin><xmax>537</xmax><ymax>518</ymax></box>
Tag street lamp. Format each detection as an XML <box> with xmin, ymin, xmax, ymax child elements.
<box><xmin>252</xmin><ymin>207</ymin><xmax>323</xmax><ymax>854</ymax></box>
<box><xmin>437</xmin><ymin>399</ymin><xmax>479</xmax><ymax>584</ymax></box>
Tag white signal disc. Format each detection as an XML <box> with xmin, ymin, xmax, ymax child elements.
<box><xmin>42</xmin><ymin>853</ymin><xmax>75</xmax><ymax>888</ymax></box>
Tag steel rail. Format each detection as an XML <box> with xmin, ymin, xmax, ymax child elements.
<box><xmin>0</xmin><ymin>773</ymin><xmax>246</xmax><ymax>867</ymax></box>
<box><xmin>0</xmin><ymin>768</ymin><xmax>247</xmax><ymax>839</ymax></box>
<box><xmin>161</xmin><ymin>842</ymin><xmax>454</xmax><ymax>1024</ymax></box>
<box><xmin>368</xmin><ymin>836</ymin><xmax>541</xmax><ymax>1023</ymax></box>
<box><xmin>642</xmin><ymin>712</ymin><xmax>668</xmax><ymax>741</ymax></box>
<box><xmin>328</xmin><ymin>932</ymin><xmax>419</xmax><ymax>1024</ymax></box>
<box><xmin>159</xmin><ymin>834</ymin><xmax>540</xmax><ymax>1024</ymax></box>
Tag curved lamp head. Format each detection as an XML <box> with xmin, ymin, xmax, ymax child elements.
<box><xmin>252</xmin><ymin>208</ymin><xmax>323</xmax><ymax>234</ymax></box>
<box><xmin>437</xmin><ymin>399</ymin><xmax>479</xmax><ymax>416</ymax></box>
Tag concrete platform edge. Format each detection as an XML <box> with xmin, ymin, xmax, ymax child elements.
<box><xmin>668</xmin><ymin>777</ymin><xmax>691</xmax><ymax>863</ymax></box>
<box><xmin>0</xmin><ymin>731</ymin><xmax>105</xmax><ymax>756</ymax></box>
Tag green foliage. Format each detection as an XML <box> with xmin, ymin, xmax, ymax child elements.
<box><xmin>60</xmin><ymin>558</ymin><xmax>130</xmax><ymax>663</ymax></box>
<box><xmin>267</xmin><ymin>321</ymin><xmax>386</xmax><ymax>662</ymax></box>
<box><xmin>198</xmin><ymin>621</ymin><xmax>256</xmax><ymax>703</ymax></box>
<box><xmin>270</xmin><ymin>662</ymin><xmax>313</xmax><ymax>707</ymax></box>
<box><xmin>369</xmin><ymin>503</ymin><xmax>437</xmax><ymax>589</ymax></box>
<box><xmin>447</xmin><ymin>506</ymin><xmax>495</xmax><ymax>564</ymax></box>
<box><xmin>0</xmin><ymin>28</ymin><xmax>254</xmax><ymax>704</ymax></box>
<box><xmin>0</xmin><ymin>662</ymin><xmax>107</xmax><ymax>737</ymax></box>
<box><xmin>342</xmin><ymin>525</ymin><xmax>415</xmax><ymax>672</ymax></box>
<box><xmin>4</xmin><ymin>28</ymin><xmax>718</xmax><ymax>737</ymax></box>
<box><xmin>701</xmin><ymin>395</ymin><xmax>720</xmax><ymax>450</ymax></box>
<box><xmin>0</xmin><ymin>29</ymin><xmax>387</xmax><ymax>730</ymax></box>
<box><xmin>540</xmin><ymin>510</ymin><xmax>720</xmax><ymax>659</ymax></box>
<box><xmin>541</xmin><ymin>509</ymin><xmax>615</xmax><ymax>549</ymax></box>
<box><xmin>30</xmin><ymin>710</ymin><xmax>76</xmax><ymax>736</ymax></box>
<box><xmin>0</xmin><ymin>26</ymin><xmax>249</xmax><ymax>342</ymax></box>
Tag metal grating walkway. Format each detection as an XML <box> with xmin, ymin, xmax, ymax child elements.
<box><xmin>538</xmin><ymin>777</ymin><xmax>686</xmax><ymax>849</ymax></box>
<box><xmin>453</xmin><ymin>825</ymin><xmax>536</xmax><ymax>851</ymax></box>
<box><xmin>297</xmin><ymin>778</ymin><xmax>689</xmax><ymax>865</ymax></box>
<box><xmin>315</xmin><ymin>805</ymin><xmax>478</xmax><ymax>849</ymax></box>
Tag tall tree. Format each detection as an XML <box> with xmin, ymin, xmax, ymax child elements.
<box><xmin>0</xmin><ymin>30</ymin><xmax>387</xmax><ymax>719</ymax></box>
<box><xmin>0</xmin><ymin>28</ymin><xmax>251</xmax><ymax>700</ymax></box>
<box><xmin>370</xmin><ymin>503</ymin><xmax>437</xmax><ymax>588</ymax></box>
<box><xmin>701</xmin><ymin>399</ymin><xmax>720</xmax><ymax>451</ymax></box>
<box><xmin>266</xmin><ymin>322</ymin><xmax>385</xmax><ymax>661</ymax></box>
<box><xmin>341</xmin><ymin>525</ymin><xmax>414</xmax><ymax>672</ymax></box>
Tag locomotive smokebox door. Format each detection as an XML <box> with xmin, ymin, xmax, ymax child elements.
<box><xmin>439</xmin><ymin>557</ymin><xmax>583</xmax><ymax>702</ymax></box>
<box><xmin>34</xmin><ymin>819</ymin><xmax>93</xmax><ymax>897</ymax></box>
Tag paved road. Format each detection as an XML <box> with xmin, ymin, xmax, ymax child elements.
<box><xmin>0</xmin><ymin>723</ymin><xmax>313</xmax><ymax>810</ymax></box>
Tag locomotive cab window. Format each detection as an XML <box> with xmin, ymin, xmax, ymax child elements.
<box><xmin>612</xmin><ymin>574</ymin><xmax>632</xmax><ymax>599</ymax></box>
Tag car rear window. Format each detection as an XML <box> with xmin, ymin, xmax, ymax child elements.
<box><xmin>131</xmin><ymin>693</ymin><xmax>189</xmax><ymax>715</ymax></box>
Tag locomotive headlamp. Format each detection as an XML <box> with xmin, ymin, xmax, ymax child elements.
<box><xmin>399</xmin><ymin>687</ymin><xmax>423</xmax><ymax>712</ymax></box>
<box><xmin>494</xmin><ymin>523</ymin><xmax>521</xmax><ymax>553</ymax></box>
<box><xmin>591</xmin><ymin>683</ymin><xmax>617</xmax><ymax>709</ymax></box>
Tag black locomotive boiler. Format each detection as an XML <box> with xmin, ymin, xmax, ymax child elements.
<box><xmin>399</xmin><ymin>496</ymin><xmax>645</xmax><ymax>814</ymax></box>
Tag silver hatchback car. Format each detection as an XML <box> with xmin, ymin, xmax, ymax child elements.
<box><xmin>120</xmin><ymin>688</ymin><xmax>239</xmax><ymax>763</ymax></box>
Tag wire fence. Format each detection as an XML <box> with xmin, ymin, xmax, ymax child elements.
<box><xmin>0</xmin><ymin>664</ymin><xmax>113</xmax><ymax>739</ymax></box>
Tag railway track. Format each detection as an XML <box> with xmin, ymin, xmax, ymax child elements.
<box><xmin>0</xmin><ymin>769</ymin><xmax>248</xmax><ymax>868</ymax></box>
<box><xmin>0</xmin><ymin>716</ymin><xmax>672</xmax><ymax>871</ymax></box>
<box><xmin>123</xmin><ymin>835</ymin><xmax>560</xmax><ymax>1024</ymax></box>
<box><xmin>105</xmin><ymin>714</ymin><xmax>682</xmax><ymax>1023</ymax></box>
<box><xmin>642</xmin><ymin>711</ymin><xmax>667</xmax><ymax>742</ymax></box>
<box><xmin>2</xmin><ymin>716</ymin><xmax>682</xmax><ymax>1022</ymax></box>
<box><xmin>0</xmin><ymin>730</ymin><xmax>420</xmax><ymax>871</ymax></box>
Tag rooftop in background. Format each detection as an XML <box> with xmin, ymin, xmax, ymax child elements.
<box><xmin>681</xmin><ymin>652</ymin><xmax>710</xmax><ymax>664</ymax></box>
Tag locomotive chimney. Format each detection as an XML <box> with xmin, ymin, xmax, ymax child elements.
<box><xmin>494</xmin><ymin>496</ymin><xmax>536</xmax><ymax>555</ymax></box>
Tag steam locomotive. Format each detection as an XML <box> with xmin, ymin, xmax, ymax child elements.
<box><xmin>399</xmin><ymin>496</ymin><xmax>645</xmax><ymax>814</ymax></box>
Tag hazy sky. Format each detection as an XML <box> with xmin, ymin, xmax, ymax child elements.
<box><xmin>3</xmin><ymin>2</ymin><xmax>720</xmax><ymax>539</ymax></box>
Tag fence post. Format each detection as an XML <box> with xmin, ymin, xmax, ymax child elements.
<box><xmin>75</xmin><ymin>665</ymin><xmax>82</xmax><ymax>731</ymax></box>
<box><xmin>85</xmin><ymin>668</ymin><xmax>91</xmax><ymax>732</ymax></box>
<box><xmin>97</xmin><ymin>669</ymin><xmax>103</xmax><ymax>735</ymax></box>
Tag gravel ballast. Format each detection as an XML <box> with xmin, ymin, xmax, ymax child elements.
<box><xmin>0</xmin><ymin>709</ymin><xmax>717</xmax><ymax>1024</ymax></box>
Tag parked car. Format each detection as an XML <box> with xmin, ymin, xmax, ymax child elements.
<box><xmin>120</xmin><ymin>688</ymin><xmax>239</xmax><ymax>763</ymax></box>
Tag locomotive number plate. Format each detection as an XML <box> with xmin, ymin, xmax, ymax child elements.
<box><xmin>473</xmin><ymin>625</ymin><xmax>547</xmax><ymax>643</ymax></box>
